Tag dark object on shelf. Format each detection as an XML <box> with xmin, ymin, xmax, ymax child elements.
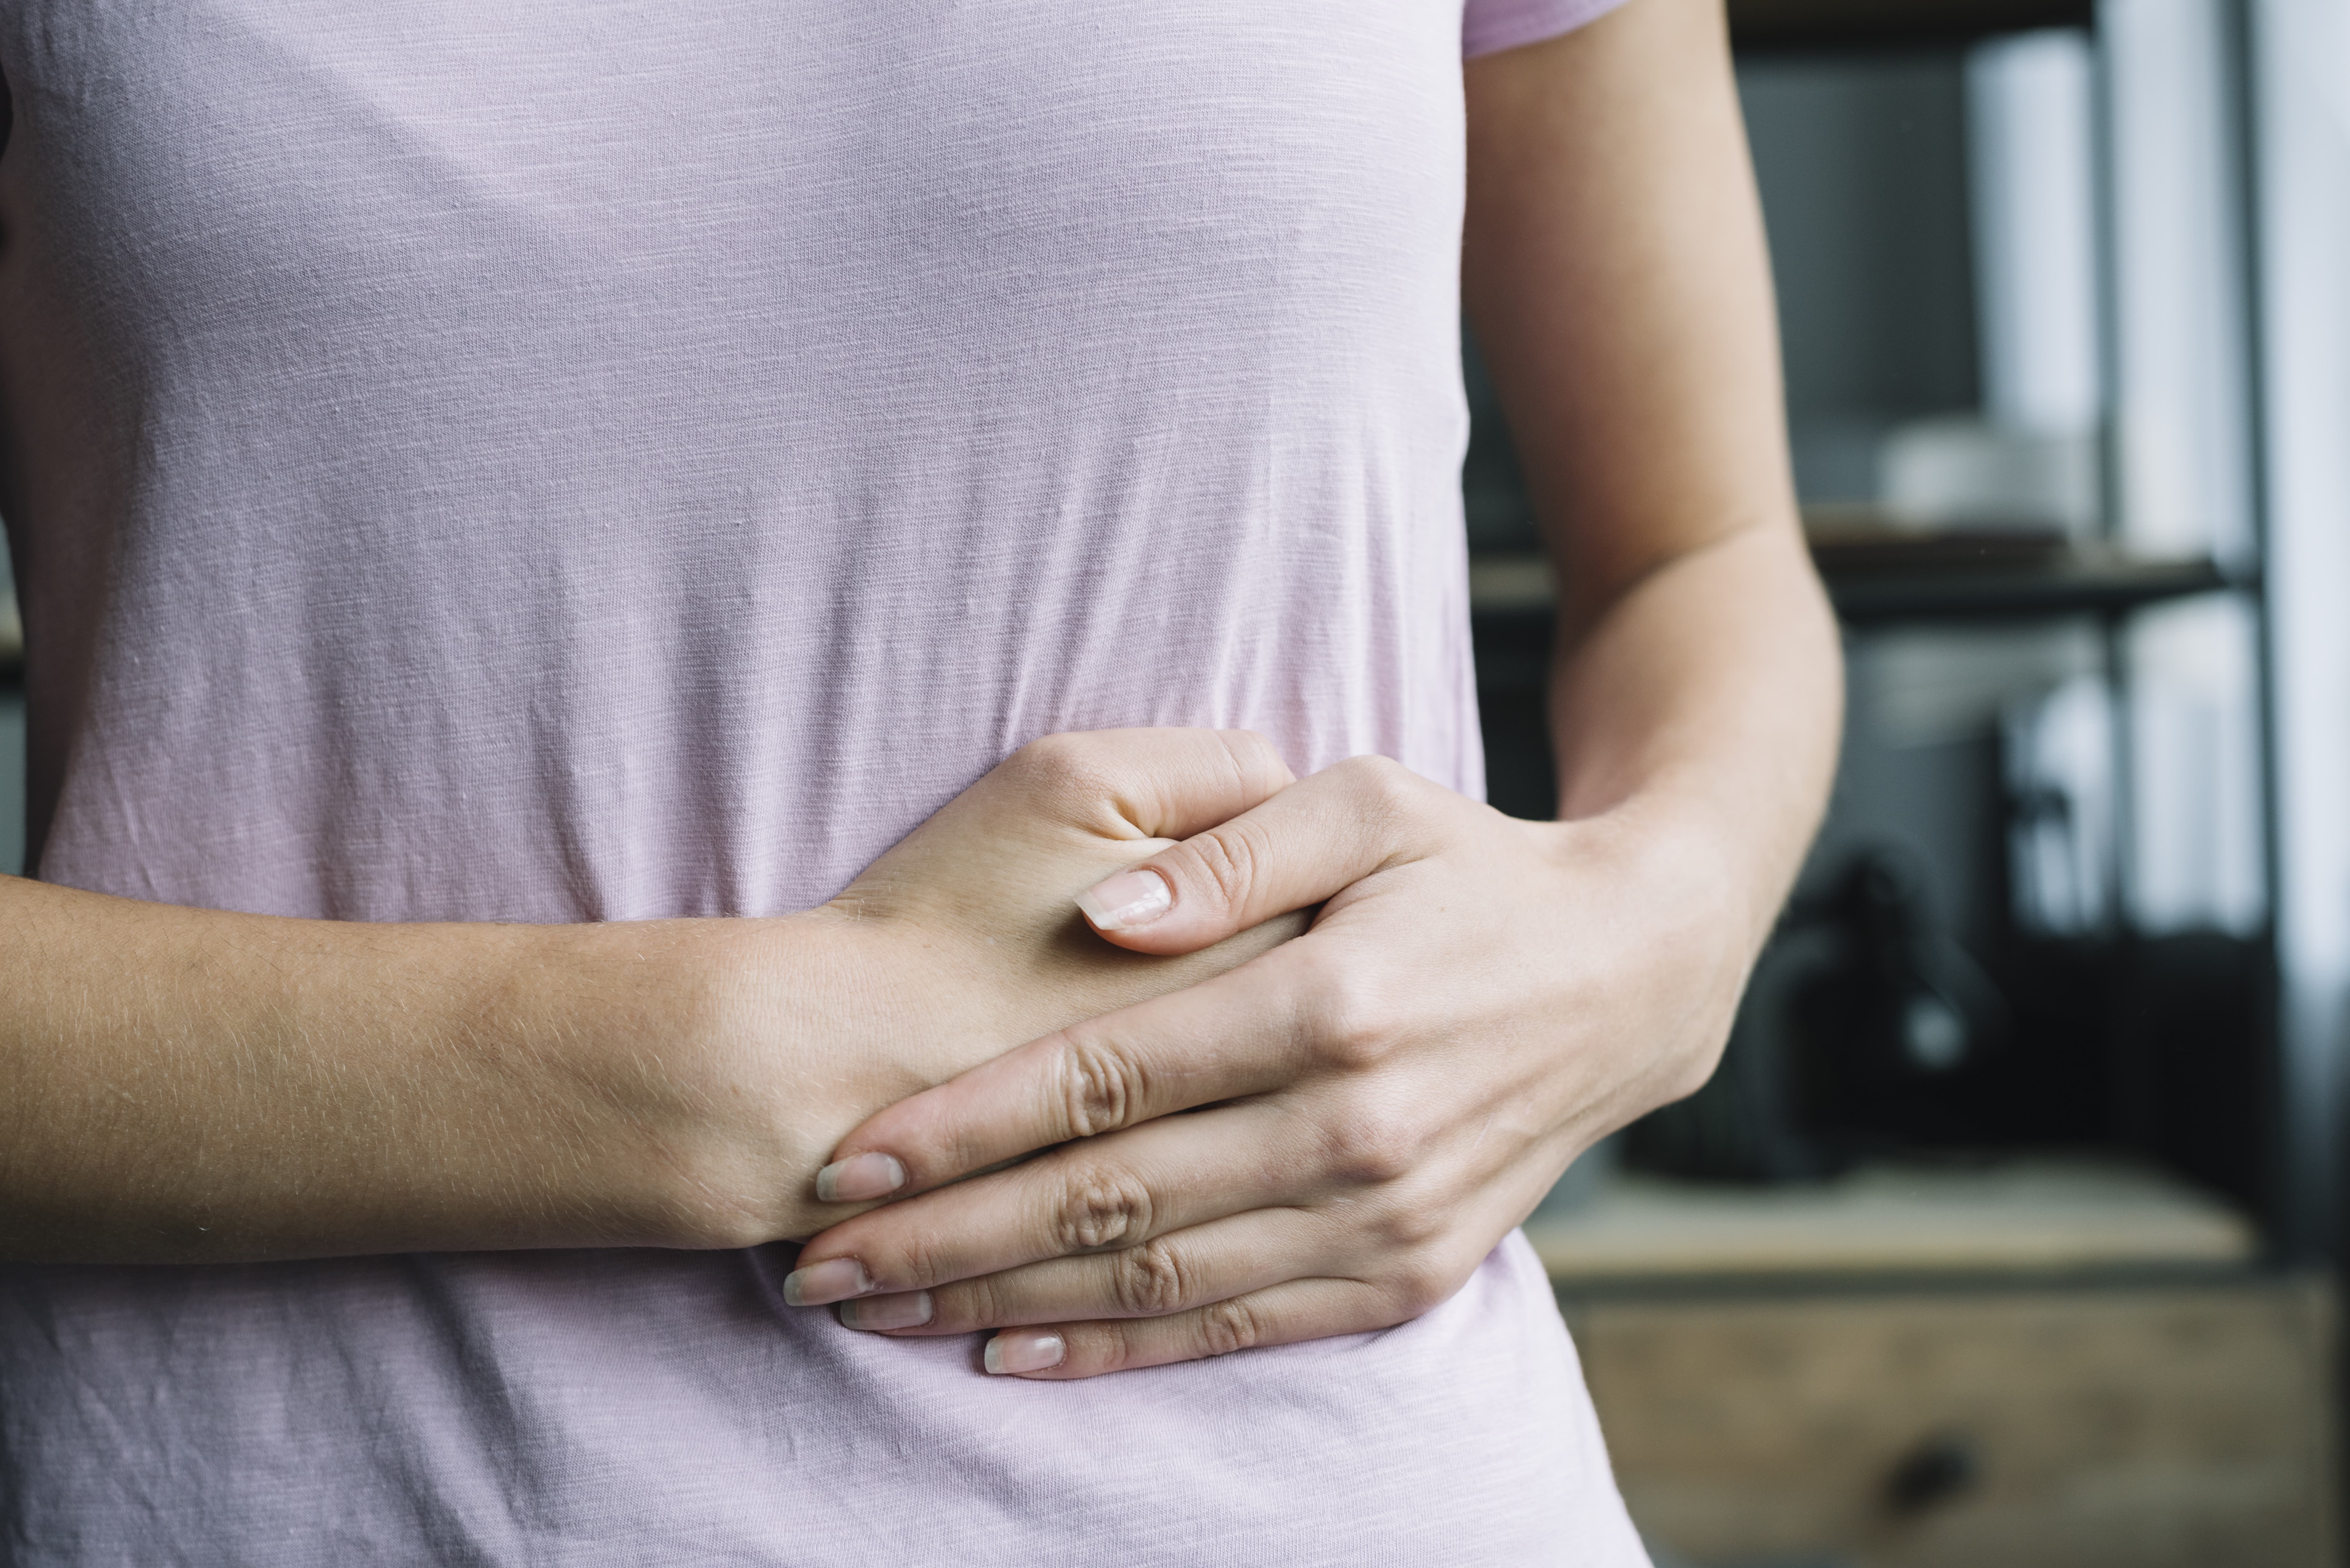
<box><xmin>1884</xmin><ymin>1430</ymin><xmax>1984</xmax><ymax>1516</ymax></box>
<box><xmin>1624</xmin><ymin>921</ymin><xmax>1843</xmax><ymax>1183</ymax></box>
<box><xmin>1619</xmin><ymin>904</ymin><xmax>2277</xmax><ymax>1206</ymax></box>
<box><xmin>1730</xmin><ymin>0</ymin><xmax>2093</xmax><ymax>51</ymax></box>
<box><xmin>1630</xmin><ymin>844</ymin><xmax>2022</xmax><ymax>1181</ymax></box>
<box><xmin>1471</xmin><ymin>557</ymin><xmax>2274</xmax><ymax>1206</ymax></box>
<box><xmin>1792</xmin><ymin>847</ymin><xmax>2012</xmax><ymax>1127</ymax></box>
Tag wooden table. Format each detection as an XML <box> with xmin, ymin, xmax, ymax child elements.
<box><xmin>1533</xmin><ymin>1161</ymin><xmax>2335</xmax><ymax>1568</ymax></box>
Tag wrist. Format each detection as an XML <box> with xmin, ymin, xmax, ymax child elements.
<box><xmin>528</xmin><ymin>908</ymin><xmax>919</xmax><ymax>1250</ymax></box>
<box><xmin>1545</xmin><ymin>766</ymin><xmax>1804</xmax><ymax>953</ymax></box>
<box><xmin>1524</xmin><ymin>795</ymin><xmax>1769</xmax><ymax>1112</ymax></box>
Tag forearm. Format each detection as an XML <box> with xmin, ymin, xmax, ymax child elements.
<box><xmin>0</xmin><ymin>730</ymin><xmax>1304</xmax><ymax>1265</ymax></box>
<box><xmin>1544</xmin><ymin>522</ymin><xmax>1841</xmax><ymax>948</ymax></box>
<box><xmin>1465</xmin><ymin>0</ymin><xmax>1841</xmax><ymax>959</ymax></box>
<box><xmin>0</xmin><ymin>876</ymin><xmax>822</xmax><ymax>1263</ymax></box>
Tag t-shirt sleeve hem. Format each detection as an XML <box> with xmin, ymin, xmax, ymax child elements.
<box><xmin>1462</xmin><ymin>0</ymin><xmax>1639</xmax><ymax>61</ymax></box>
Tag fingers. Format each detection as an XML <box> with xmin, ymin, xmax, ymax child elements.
<box><xmin>790</xmin><ymin>1103</ymin><xmax>1292</xmax><ymax>1302</ymax></box>
<box><xmin>817</xmin><ymin>946</ymin><xmax>1325</xmax><ymax>1199</ymax></box>
<box><xmin>837</xmin><ymin>1206</ymin><xmax>1317</xmax><ymax>1336</ymax></box>
<box><xmin>1002</xmin><ymin>728</ymin><xmax>1296</xmax><ymax>844</ymax></box>
<box><xmin>980</xmin><ymin>1277</ymin><xmax>1412</xmax><ymax>1380</ymax></box>
<box><xmin>1075</xmin><ymin>753</ymin><xmax>1446</xmax><ymax>956</ymax></box>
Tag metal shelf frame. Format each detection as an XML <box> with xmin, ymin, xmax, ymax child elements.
<box><xmin>1729</xmin><ymin>0</ymin><xmax>2094</xmax><ymax>50</ymax></box>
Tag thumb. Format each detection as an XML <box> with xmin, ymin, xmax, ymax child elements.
<box><xmin>1074</xmin><ymin>754</ymin><xmax>1434</xmax><ymax>955</ymax></box>
<box><xmin>1001</xmin><ymin>727</ymin><xmax>1297</xmax><ymax>843</ymax></box>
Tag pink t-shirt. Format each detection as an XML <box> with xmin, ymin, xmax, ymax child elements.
<box><xmin>0</xmin><ymin>2</ymin><xmax>1647</xmax><ymax>1561</ymax></box>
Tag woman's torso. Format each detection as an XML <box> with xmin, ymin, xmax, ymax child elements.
<box><xmin>0</xmin><ymin>3</ymin><xmax>1643</xmax><ymax>1561</ymax></box>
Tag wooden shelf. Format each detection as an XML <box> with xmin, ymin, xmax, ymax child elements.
<box><xmin>1572</xmin><ymin>1273</ymin><xmax>2334</xmax><ymax>1565</ymax></box>
<box><xmin>1525</xmin><ymin>1157</ymin><xmax>2258</xmax><ymax>1285</ymax></box>
<box><xmin>1729</xmin><ymin>0</ymin><xmax>2093</xmax><ymax>49</ymax></box>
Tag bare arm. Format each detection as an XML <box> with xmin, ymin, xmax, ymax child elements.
<box><xmin>1465</xmin><ymin>0</ymin><xmax>1841</xmax><ymax>955</ymax></box>
<box><xmin>0</xmin><ymin>878</ymin><xmax>683</xmax><ymax>1261</ymax></box>
<box><xmin>0</xmin><ymin>729</ymin><xmax>1301</xmax><ymax>1263</ymax></box>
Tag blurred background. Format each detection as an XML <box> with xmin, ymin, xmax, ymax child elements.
<box><xmin>3</xmin><ymin>0</ymin><xmax>2346</xmax><ymax>1562</ymax></box>
<box><xmin>1477</xmin><ymin>0</ymin><xmax>2350</xmax><ymax>1562</ymax></box>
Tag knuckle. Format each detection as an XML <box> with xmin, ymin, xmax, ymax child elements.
<box><xmin>1055</xmin><ymin>1033</ymin><xmax>1148</xmax><ymax>1138</ymax></box>
<box><xmin>1110</xmin><ymin>1238</ymin><xmax>1194</xmax><ymax>1317</ymax></box>
<box><xmin>1216</xmin><ymin>729</ymin><xmax>1291</xmax><ymax>794</ymax></box>
<box><xmin>1006</xmin><ymin>732</ymin><xmax>1106</xmax><ymax>797</ymax></box>
<box><xmin>1384</xmin><ymin>1256</ymin><xmax>1462</xmax><ymax>1320</ymax></box>
<box><xmin>1371</xmin><ymin>1191</ymin><xmax>1447</xmax><ymax>1250</ymax></box>
<box><xmin>1197</xmin><ymin>1297</ymin><xmax>1267</xmax><ymax>1358</ymax></box>
<box><xmin>1073</xmin><ymin>1323</ymin><xmax>1141</xmax><ymax>1375</ymax></box>
<box><xmin>1335</xmin><ymin>752</ymin><xmax>1422</xmax><ymax>821</ymax></box>
<box><xmin>1182</xmin><ymin>822</ymin><xmax>1265</xmax><ymax>912</ymax></box>
<box><xmin>1317</xmin><ymin>1094</ymin><xmax>1422</xmax><ymax>1186</ymax></box>
<box><xmin>1319</xmin><ymin>1007</ymin><xmax>1394</xmax><ymax>1073</ymax></box>
<box><xmin>883</xmin><ymin>1226</ymin><xmax>958</xmax><ymax>1291</ymax></box>
<box><xmin>949</xmin><ymin>1270</ymin><xmax>1012</xmax><ymax>1328</ymax></box>
<box><xmin>1053</xmin><ymin>1165</ymin><xmax>1156</xmax><ymax>1252</ymax></box>
<box><xmin>1300</xmin><ymin>967</ymin><xmax>1399</xmax><ymax>1071</ymax></box>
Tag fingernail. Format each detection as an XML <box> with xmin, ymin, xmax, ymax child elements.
<box><xmin>816</xmin><ymin>1152</ymin><xmax>906</xmax><ymax>1203</ymax></box>
<box><xmin>1077</xmin><ymin>869</ymin><xmax>1171</xmax><ymax>931</ymax></box>
<box><xmin>983</xmin><ymin>1330</ymin><xmax>1066</xmax><ymax>1375</ymax></box>
<box><xmin>782</xmin><ymin>1257</ymin><xmax>870</xmax><ymax>1307</ymax></box>
<box><xmin>839</xmin><ymin>1292</ymin><xmax>934</xmax><ymax>1331</ymax></box>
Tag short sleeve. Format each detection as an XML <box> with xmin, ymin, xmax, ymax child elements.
<box><xmin>1462</xmin><ymin>0</ymin><xmax>1637</xmax><ymax>60</ymax></box>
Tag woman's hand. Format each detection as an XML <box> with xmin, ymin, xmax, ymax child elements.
<box><xmin>781</xmin><ymin>750</ymin><xmax>1761</xmax><ymax>1376</ymax></box>
<box><xmin>772</xmin><ymin>0</ymin><xmax>1851</xmax><ymax>1344</ymax></box>
<box><xmin>513</xmin><ymin>727</ymin><xmax>1317</xmax><ymax>1251</ymax></box>
<box><xmin>784</xmin><ymin>0</ymin><xmax>1845</xmax><ymax>1362</ymax></box>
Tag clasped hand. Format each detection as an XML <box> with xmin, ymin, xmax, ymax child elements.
<box><xmin>785</xmin><ymin>734</ymin><xmax>1753</xmax><ymax>1378</ymax></box>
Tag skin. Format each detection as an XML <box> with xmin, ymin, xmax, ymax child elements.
<box><xmin>0</xmin><ymin>729</ymin><xmax>1304</xmax><ymax>1261</ymax></box>
<box><xmin>2</xmin><ymin>0</ymin><xmax>1836</xmax><ymax>1402</ymax></box>
<box><xmin>783</xmin><ymin>0</ymin><xmax>1844</xmax><ymax>1378</ymax></box>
